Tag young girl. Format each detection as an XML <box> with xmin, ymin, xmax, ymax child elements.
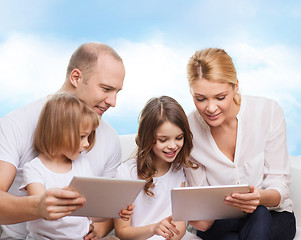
<box><xmin>114</xmin><ymin>96</ymin><xmax>203</xmax><ymax>240</ymax></box>
<box><xmin>20</xmin><ymin>92</ymin><xmax>130</xmax><ymax>240</ymax></box>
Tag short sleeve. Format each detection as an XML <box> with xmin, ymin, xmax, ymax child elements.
<box><xmin>0</xmin><ymin>116</ymin><xmax>22</xmax><ymax>168</ymax></box>
<box><xmin>19</xmin><ymin>160</ymin><xmax>44</xmax><ymax>192</ymax></box>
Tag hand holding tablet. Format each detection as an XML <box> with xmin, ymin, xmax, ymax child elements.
<box><xmin>171</xmin><ymin>184</ymin><xmax>250</xmax><ymax>221</ymax></box>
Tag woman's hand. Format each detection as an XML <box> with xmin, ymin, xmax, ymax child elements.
<box><xmin>153</xmin><ymin>216</ymin><xmax>180</xmax><ymax>239</ymax></box>
<box><xmin>224</xmin><ymin>185</ymin><xmax>261</xmax><ymax>213</ymax></box>
<box><xmin>119</xmin><ymin>203</ymin><xmax>135</xmax><ymax>221</ymax></box>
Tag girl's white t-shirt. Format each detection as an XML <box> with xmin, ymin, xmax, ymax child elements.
<box><xmin>20</xmin><ymin>155</ymin><xmax>93</xmax><ymax>240</ymax></box>
<box><xmin>116</xmin><ymin>158</ymin><xmax>185</xmax><ymax>240</ymax></box>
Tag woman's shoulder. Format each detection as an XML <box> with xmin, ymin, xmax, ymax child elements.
<box><xmin>242</xmin><ymin>95</ymin><xmax>283</xmax><ymax>114</ymax></box>
<box><xmin>243</xmin><ymin>95</ymin><xmax>278</xmax><ymax>106</ymax></box>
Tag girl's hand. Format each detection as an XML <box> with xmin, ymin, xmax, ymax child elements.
<box><xmin>224</xmin><ymin>186</ymin><xmax>261</xmax><ymax>213</ymax></box>
<box><xmin>153</xmin><ymin>216</ymin><xmax>180</xmax><ymax>239</ymax></box>
<box><xmin>84</xmin><ymin>223</ymin><xmax>98</xmax><ymax>240</ymax></box>
<box><xmin>119</xmin><ymin>203</ymin><xmax>135</xmax><ymax>221</ymax></box>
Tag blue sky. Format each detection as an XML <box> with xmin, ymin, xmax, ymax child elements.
<box><xmin>0</xmin><ymin>0</ymin><xmax>300</xmax><ymax>156</ymax></box>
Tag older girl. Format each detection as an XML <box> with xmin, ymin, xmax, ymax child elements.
<box><xmin>114</xmin><ymin>96</ymin><xmax>203</xmax><ymax>240</ymax></box>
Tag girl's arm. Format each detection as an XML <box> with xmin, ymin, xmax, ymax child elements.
<box><xmin>189</xmin><ymin>219</ymin><xmax>215</xmax><ymax>232</ymax></box>
<box><xmin>114</xmin><ymin>215</ymin><xmax>186</xmax><ymax>240</ymax></box>
<box><xmin>26</xmin><ymin>182</ymin><xmax>46</xmax><ymax>196</ymax></box>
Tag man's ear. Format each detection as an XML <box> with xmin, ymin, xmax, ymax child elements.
<box><xmin>70</xmin><ymin>69</ymin><xmax>82</xmax><ymax>87</ymax></box>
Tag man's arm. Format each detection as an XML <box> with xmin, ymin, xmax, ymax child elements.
<box><xmin>0</xmin><ymin>160</ymin><xmax>40</xmax><ymax>224</ymax></box>
<box><xmin>0</xmin><ymin>160</ymin><xmax>86</xmax><ymax>224</ymax></box>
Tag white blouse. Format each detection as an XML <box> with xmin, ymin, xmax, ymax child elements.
<box><xmin>185</xmin><ymin>95</ymin><xmax>293</xmax><ymax>212</ymax></box>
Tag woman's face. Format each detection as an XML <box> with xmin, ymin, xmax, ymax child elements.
<box><xmin>190</xmin><ymin>78</ymin><xmax>238</xmax><ymax>127</ymax></box>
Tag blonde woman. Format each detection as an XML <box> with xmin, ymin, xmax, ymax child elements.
<box><xmin>185</xmin><ymin>48</ymin><xmax>296</xmax><ymax>240</ymax></box>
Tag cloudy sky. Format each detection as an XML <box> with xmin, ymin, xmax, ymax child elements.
<box><xmin>0</xmin><ymin>0</ymin><xmax>300</xmax><ymax>156</ymax></box>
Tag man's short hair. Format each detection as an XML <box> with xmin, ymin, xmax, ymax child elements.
<box><xmin>66</xmin><ymin>42</ymin><xmax>123</xmax><ymax>82</ymax></box>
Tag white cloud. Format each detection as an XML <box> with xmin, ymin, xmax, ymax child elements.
<box><xmin>227</xmin><ymin>43</ymin><xmax>301</xmax><ymax>104</ymax></box>
<box><xmin>0</xmin><ymin>33</ymin><xmax>75</xmax><ymax>104</ymax></box>
<box><xmin>0</xmin><ymin>34</ymin><xmax>300</xmax><ymax>154</ymax></box>
<box><xmin>109</xmin><ymin>39</ymin><xmax>195</xmax><ymax>116</ymax></box>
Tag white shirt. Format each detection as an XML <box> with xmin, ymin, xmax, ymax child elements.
<box><xmin>20</xmin><ymin>156</ymin><xmax>92</xmax><ymax>240</ymax></box>
<box><xmin>0</xmin><ymin>97</ymin><xmax>121</xmax><ymax>239</ymax></box>
<box><xmin>116</xmin><ymin>158</ymin><xmax>186</xmax><ymax>240</ymax></box>
<box><xmin>185</xmin><ymin>95</ymin><xmax>293</xmax><ymax>212</ymax></box>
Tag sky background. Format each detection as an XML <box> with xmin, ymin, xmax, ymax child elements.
<box><xmin>0</xmin><ymin>0</ymin><xmax>300</xmax><ymax>156</ymax></box>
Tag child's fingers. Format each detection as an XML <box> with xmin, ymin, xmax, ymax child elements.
<box><xmin>127</xmin><ymin>203</ymin><xmax>135</xmax><ymax>211</ymax></box>
<box><xmin>158</xmin><ymin>225</ymin><xmax>173</xmax><ymax>239</ymax></box>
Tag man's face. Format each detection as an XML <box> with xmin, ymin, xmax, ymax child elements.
<box><xmin>75</xmin><ymin>54</ymin><xmax>125</xmax><ymax>116</ymax></box>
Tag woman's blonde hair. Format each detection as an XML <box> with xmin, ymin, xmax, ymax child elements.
<box><xmin>34</xmin><ymin>92</ymin><xmax>99</xmax><ymax>159</ymax></box>
<box><xmin>135</xmin><ymin>96</ymin><xmax>197</xmax><ymax>197</ymax></box>
<box><xmin>187</xmin><ymin>48</ymin><xmax>241</xmax><ymax>104</ymax></box>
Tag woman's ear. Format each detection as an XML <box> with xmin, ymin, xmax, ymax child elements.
<box><xmin>70</xmin><ymin>69</ymin><xmax>82</xmax><ymax>88</ymax></box>
<box><xmin>234</xmin><ymin>80</ymin><xmax>239</xmax><ymax>95</ymax></box>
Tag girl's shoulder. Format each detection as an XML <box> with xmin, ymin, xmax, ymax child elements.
<box><xmin>24</xmin><ymin>157</ymin><xmax>44</xmax><ymax>170</ymax></box>
<box><xmin>116</xmin><ymin>158</ymin><xmax>137</xmax><ymax>180</ymax></box>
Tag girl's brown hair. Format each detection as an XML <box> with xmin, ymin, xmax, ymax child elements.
<box><xmin>187</xmin><ymin>48</ymin><xmax>241</xmax><ymax>105</ymax></box>
<box><xmin>135</xmin><ymin>96</ymin><xmax>197</xmax><ymax>196</ymax></box>
<box><xmin>34</xmin><ymin>92</ymin><xmax>99</xmax><ymax>159</ymax></box>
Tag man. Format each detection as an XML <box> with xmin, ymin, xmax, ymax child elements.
<box><xmin>0</xmin><ymin>42</ymin><xmax>125</xmax><ymax>239</ymax></box>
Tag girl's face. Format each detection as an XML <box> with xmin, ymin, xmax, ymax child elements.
<box><xmin>65</xmin><ymin>124</ymin><xmax>93</xmax><ymax>161</ymax></box>
<box><xmin>152</xmin><ymin>121</ymin><xmax>184</xmax><ymax>166</ymax></box>
<box><xmin>190</xmin><ymin>78</ymin><xmax>238</xmax><ymax>127</ymax></box>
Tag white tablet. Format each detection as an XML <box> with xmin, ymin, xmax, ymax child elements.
<box><xmin>171</xmin><ymin>184</ymin><xmax>250</xmax><ymax>221</ymax></box>
<box><xmin>68</xmin><ymin>176</ymin><xmax>145</xmax><ymax>218</ymax></box>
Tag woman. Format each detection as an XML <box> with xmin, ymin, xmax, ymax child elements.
<box><xmin>185</xmin><ymin>48</ymin><xmax>296</xmax><ymax>240</ymax></box>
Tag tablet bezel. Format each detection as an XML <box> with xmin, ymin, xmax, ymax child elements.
<box><xmin>171</xmin><ymin>184</ymin><xmax>250</xmax><ymax>221</ymax></box>
<box><xmin>68</xmin><ymin>176</ymin><xmax>145</xmax><ymax>218</ymax></box>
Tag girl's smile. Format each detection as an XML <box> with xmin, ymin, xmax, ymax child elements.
<box><xmin>152</xmin><ymin>121</ymin><xmax>184</xmax><ymax>166</ymax></box>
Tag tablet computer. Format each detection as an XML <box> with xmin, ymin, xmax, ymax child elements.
<box><xmin>68</xmin><ymin>176</ymin><xmax>145</xmax><ymax>218</ymax></box>
<box><xmin>171</xmin><ymin>184</ymin><xmax>250</xmax><ymax>221</ymax></box>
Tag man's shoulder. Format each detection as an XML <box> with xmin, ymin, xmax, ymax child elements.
<box><xmin>96</xmin><ymin>118</ymin><xmax>119</xmax><ymax>139</ymax></box>
<box><xmin>1</xmin><ymin>97</ymin><xmax>47</xmax><ymax>125</ymax></box>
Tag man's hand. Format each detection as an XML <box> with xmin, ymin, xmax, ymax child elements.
<box><xmin>38</xmin><ymin>188</ymin><xmax>86</xmax><ymax>220</ymax></box>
